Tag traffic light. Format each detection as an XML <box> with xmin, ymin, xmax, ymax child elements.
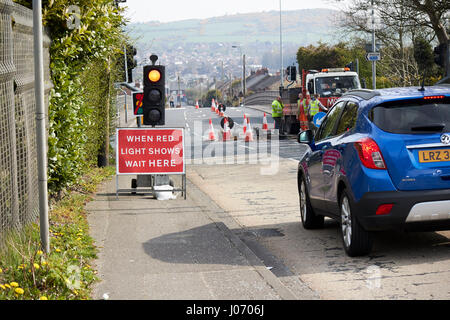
<box><xmin>434</xmin><ymin>43</ymin><xmax>448</xmax><ymax>68</ymax></box>
<box><xmin>286</xmin><ymin>66</ymin><xmax>297</xmax><ymax>81</ymax></box>
<box><xmin>143</xmin><ymin>62</ymin><xmax>165</xmax><ymax>126</ymax></box>
<box><xmin>127</xmin><ymin>45</ymin><xmax>137</xmax><ymax>83</ymax></box>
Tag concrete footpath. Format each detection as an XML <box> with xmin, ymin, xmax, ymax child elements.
<box><xmin>86</xmin><ymin>174</ymin><xmax>314</xmax><ymax>300</ymax></box>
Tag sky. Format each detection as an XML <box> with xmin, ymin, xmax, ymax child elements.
<box><xmin>122</xmin><ymin>0</ymin><xmax>341</xmax><ymax>23</ymax></box>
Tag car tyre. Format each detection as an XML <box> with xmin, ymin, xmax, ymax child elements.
<box><xmin>340</xmin><ymin>189</ymin><xmax>373</xmax><ymax>256</ymax></box>
<box><xmin>299</xmin><ymin>176</ymin><xmax>324</xmax><ymax>229</ymax></box>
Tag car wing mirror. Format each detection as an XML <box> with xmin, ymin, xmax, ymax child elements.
<box><xmin>298</xmin><ymin>129</ymin><xmax>314</xmax><ymax>145</ymax></box>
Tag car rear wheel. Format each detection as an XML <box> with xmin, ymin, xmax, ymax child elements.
<box><xmin>340</xmin><ymin>189</ymin><xmax>373</xmax><ymax>256</ymax></box>
<box><xmin>299</xmin><ymin>177</ymin><xmax>324</xmax><ymax>229</ymax></box>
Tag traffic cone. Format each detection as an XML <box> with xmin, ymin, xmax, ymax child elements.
<box><xmin>223</xmin><ymin>117</ymin><xmax>231</xmax><ymax>141</ymax></box>
<box><xmin>243</xmin><ymin>114</ymin><xmax>247</xmax><ymax>134</ymax></box>
<box><xmin>208</xmin><ymin>119</ymin><xmax>216</xmax><ymax>141</ymax></box>
<box><xmin>195</xmin><ymin>101</ymin><xmax>199</xmax><ymax>109</ymax></box>
<box><xmin>211</xmin><ymin>99</ymin><xmax>216</xmax><ymax>112</ymax></box>
<box><xmin>262</xmin><ymin>113</ymin><xmax>269</xmax><ymax>131</ymax></box>
<box><xmin>245</xmin><ymin>117</ymin><xmax>254</xmax><ymax>142</ymax></box>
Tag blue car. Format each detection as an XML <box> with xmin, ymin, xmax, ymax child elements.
<box><xmin>297</xmin><ymin>85</ymin><xmax>450</xmax><ymax>256</ymax></box>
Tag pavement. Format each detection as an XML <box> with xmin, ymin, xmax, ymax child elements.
<box><xmin>87</xmin><ymin>100</ymin><xmax>319</xmax><ymax>300</ymax></box>
<box><xmin>89</xmin><ymin>100</ymin><xmax>450</xmax><ymax>300</ymax></box>
<box><xmin>87</xmin><ymin>173</ymin><xmax>317</xmax><ymax>300</ymax></box>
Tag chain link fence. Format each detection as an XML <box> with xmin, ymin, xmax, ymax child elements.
<box><xmin>0</xmin><ymin>0</ymin><xmax>52</xmax><ymax>243</ymax></box>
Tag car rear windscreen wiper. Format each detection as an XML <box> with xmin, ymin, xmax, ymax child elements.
<box><xmin>410</xmin><ymin>124</ymin><xmax>445</xmax><ymax>132</ymax></box>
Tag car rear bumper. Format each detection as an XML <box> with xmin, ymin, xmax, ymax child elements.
<box><xmin>354</xmin><ymin>189</ymin><xmax>450</xmax><ymax>231</ymax></box>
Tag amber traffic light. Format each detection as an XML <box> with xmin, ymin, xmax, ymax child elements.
<box><xmin>143</xmin><ymin>64</ymin><xmax>165</xmax><ymax>126</ymax></box>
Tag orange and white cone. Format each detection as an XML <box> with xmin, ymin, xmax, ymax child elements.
<box><xmin>262</xmin><ymin>113</ymin><xmax>269</xmax><ymax>131</ymax></box>
<box><xmin>245</xmin><ymin>117</ymin><xmax>254</xmax><ymax>142</ymax></box>
<box><xmin>211</xmin><ymin>99</ymin><xmax>216</xmax><ymax>112</ymax></box>
<box><xmin>195</xmin><ymin>101</ymin><xmax>199</xmax><ymax>109</ymax></box>
<box><xmin>243</xmin><ymin>114</ymin><xmax>247</xmax><ymax>134</ymax></box>
<box><xmin>223</xmin><ymin>117</ymin><xmax>231</xmax><ymax>141</ymax></box>
<box><xmin>208</xmin><ymin>119</ymin><xmax>216</xmax><ymax>141</ymax></box>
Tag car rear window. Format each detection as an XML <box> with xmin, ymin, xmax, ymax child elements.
<box><xmin>369</xmin><ymin>97</ymin><xmax>450</xmax><ymax>134</ymax></box>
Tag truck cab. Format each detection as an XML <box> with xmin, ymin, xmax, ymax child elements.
<box><xmin>281</xmin><ymin>68</ymin><xmax>362</xmax><ymax>134</ymax></box>
<box><xmin>305</xmin><ymin>68</ymin><xmax>361</xmax><ymax>108</ymax></box>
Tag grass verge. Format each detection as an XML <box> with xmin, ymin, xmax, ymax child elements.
<box><xmin>0</xmin><ymin>166</ymin><xmax>115</xmax><ymax>300</ymax></box>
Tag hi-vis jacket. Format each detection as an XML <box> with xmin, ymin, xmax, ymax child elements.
<box><xmin>271</xmin><ymin>100</ymin><xmax>284</xmax><ymax>118</ymax></box>
<box><xmin>309</xmin><ymin>100</ymin><xmax>321</xmax><ymax>116</ymax></box>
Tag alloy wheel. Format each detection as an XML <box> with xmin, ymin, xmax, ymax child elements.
<box><xmin>341</xmin><ymin>196</ymin><xmax>352</xmax><ymax>248</ymax></box>
<box><xmin>300</xmin><ymin>181</ymin><xmax>307</xmax><ymax>222</ymax></box>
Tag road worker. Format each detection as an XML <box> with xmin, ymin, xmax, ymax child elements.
<box><xmin>297</xmin><ymin>93</ymin><xmax>309</xmax><ymax>131</ymax></box>
<box><xmin>307</xmin><ymin>94</ymin><xmax>328</xmax><ymax>121</ymax></box>
<box><xmin>307</xmin><ymin>94</ymin><xmax>328</xmax><ymax>131</ymax></box>
<box><xmin>271</xmin><ymin>96</ymin><xmax>284</xmax><ymax>130</ymax></box>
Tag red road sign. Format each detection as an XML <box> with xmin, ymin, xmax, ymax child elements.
<box><xmin>116</xmin><ymin>128</ymin><xmax>185</xmax><ymax>175</ymax></box>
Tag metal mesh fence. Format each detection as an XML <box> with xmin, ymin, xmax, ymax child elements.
<box><xmin>0</xmin><ymin>0</ymin><xmax>52</xmax><ymax>243</ymax></box>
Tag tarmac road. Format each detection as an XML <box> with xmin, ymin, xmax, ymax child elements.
<box><xmin>184</xmin><ymin>103</ymin><xmax>450</xmax><ymax>299</ymax></box>
<box><xmin>95</xmin><ymin>100</ymin><xmax>450</xmax><ymax>300</ymax></box>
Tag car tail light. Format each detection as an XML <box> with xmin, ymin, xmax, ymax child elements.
<box><xmin>424</xmin><ymin>96</ymin><xmax>444</xmax><ymax>100</ymax></box>
<box><xmin>376</xmin><ymin>204</ymin><xmax>394</xmax><ymax>215</ymax></box>
<box><xmin>354</xmin><ymin>138</ymin><xmax>387</xmax><ymax>170</ymax></box>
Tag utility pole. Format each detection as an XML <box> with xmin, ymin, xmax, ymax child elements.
<box><xmin>356</xmin><ymin>58</ymin><xmax>359</xmax><ymax>76</ymax></box>
<box><xmin>279</xmin><ymin>0</ymin><xmax>284</xmax><ymax>90</ymax></box>
<box><xmin>371</xmin><ymin>0</ymin><xmax>376</xmax><ymax>89</ymax></box>
<box><xmin>32</xmin><ymin>0</ymin><xmax>49</xmax><ymax>253</ymax></box>
<box><xmin>199</xmin><ymin>78</ymin><xmax>203</xmax><ymax>104</ymax></box>
<box><xmin>177</xmin><ymin>73</ymin><xmax>181</xmax><ymax>107</ymax></box>
<box><xmin>229</xmin><ymin>72</ymin><xmax>232</xmax><ymax>100</ymax></box>
<box><xmin>243</xmin><ymin>54</ymin><xmax>246</xmax><ymax>106</ymax></box>
<box><xmin>231</xmin><ymin>45</ymin><xmax>244</xmax><ymax>103</ymax></box>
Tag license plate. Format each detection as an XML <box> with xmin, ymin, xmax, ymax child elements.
<box><xmin>418</xmin><ymin>149</ymin><xmax>450</xmax><ymax>163</ymax></box>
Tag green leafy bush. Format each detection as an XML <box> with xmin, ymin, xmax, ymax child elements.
<box><xmin>14</xmin><ymin>0</ymin><xmax>127</xmax><ymax>194</ymax></box>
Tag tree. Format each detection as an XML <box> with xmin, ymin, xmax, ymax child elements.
<box><xmin>204</xmin><ymin>90</ymin><xmax>222</xmax><ymax>107</ymax></box>
<box><xmin>297</xmin><ymin>43</ymin><xmax>350</xmax><ymax>71</ymax></box>
<box><xmin>336</xmin><ymin>0</ymin><xmax>449</xmax><ymax>81</ymax></box>
<box><xmin>402</xmin><ymin>0</ymin><xmax>449</xmax><ymax>45</ymax></box>
<box><xmin>414</xmin><ymin>36</ymin><xmax>435</xmax><ymax>86</ymax></box>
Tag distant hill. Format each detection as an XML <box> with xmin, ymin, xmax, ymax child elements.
<box><xmin>127</xmin><ymin>9</ymin><xmax>342</xmax><ymax>49</ymax></box>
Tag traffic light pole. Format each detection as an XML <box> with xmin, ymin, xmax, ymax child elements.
<box><xmin>435</xmin><ymin>40</ymin><xmax>450</xmax><ymax>84</ymax></box>
<box><xmin>124</xmin><ymin>45</ymin><xmax>128</xmax><ymax>83</ymax></box>
<box><xmin>447</xmin><ymin>40</ymin><xmax>450</xmax><ymax>78</ymax></box>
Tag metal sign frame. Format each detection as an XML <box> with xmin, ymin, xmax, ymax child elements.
<box><xmin>115</xmin><ymin>127</ymin><xmax>186</xmax><ymax>200</ymax></box>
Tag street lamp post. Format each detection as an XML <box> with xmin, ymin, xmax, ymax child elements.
<box><xmin>232</xmin><ymin>45</ymin><xmax>245</xmax><ymax>106</ymax></box>
<box><xmin>33</xmin><ymin>0</ymin><xmax>49</xmax><ymax>253</ymax></box>
<box><xmin>371</xmin><ymin>0</ymin><xmax>376</xmax><ymax>89</ymax></box>
<box><xmin>279</xmin><ymin>0</ymin><xmax>284</xmax><ymax>90</ymax></box>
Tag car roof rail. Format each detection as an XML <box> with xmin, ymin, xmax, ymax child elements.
<box><xmin>342</xmin><ymin>89</ymin><xmax>381</xmax><ymax>100</ymax></box>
